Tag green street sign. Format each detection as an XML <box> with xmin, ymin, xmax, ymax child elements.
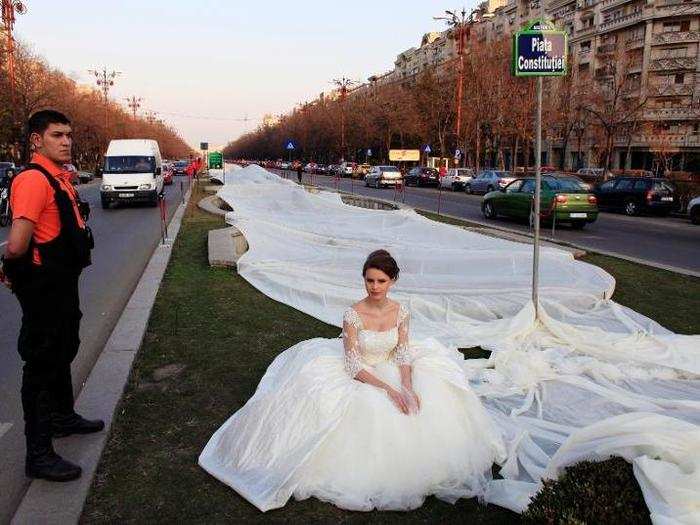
<box><xmin>512</xmin><ymin>19</ymin><xmax>567</xmax><ymax>77</ymax></box>
<box><xmin>208</xmin><ymin>151</ymin><xmax>223</xmax><ymax>169</ymax></box>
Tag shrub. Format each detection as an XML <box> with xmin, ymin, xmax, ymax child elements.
<box><xmin>523</xmin><ymin>456</ymin><xmax>651</xmax><ymax>525</ymax></box>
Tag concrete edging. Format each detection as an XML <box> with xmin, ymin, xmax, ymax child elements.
<box><xmin>11</xmin><ymin>186</ymin><xmax>193</xmax><ymax>525</ymax></box>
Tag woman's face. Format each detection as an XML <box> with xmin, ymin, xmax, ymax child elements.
<box><xmin>364</xmin><ymin>267</ymin><xmax>394</xmax><ymax>300</ymax></box>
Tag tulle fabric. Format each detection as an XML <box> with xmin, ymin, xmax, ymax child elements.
<box><xmin>199</xmin><ymin>337</ymin><xmax>505</xmax><ymax>512</ymax></box>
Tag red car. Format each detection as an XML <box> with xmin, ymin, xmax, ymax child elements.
<box><xmin>163</xmin><ymin>165</ymin><xmax>174</xmax><ymax>185</ymax></box>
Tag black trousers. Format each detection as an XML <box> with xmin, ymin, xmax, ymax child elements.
<box><xmin>14</xmin><ymin>268</ymin><xmax>82</xmax><ymax>439</ymax></box>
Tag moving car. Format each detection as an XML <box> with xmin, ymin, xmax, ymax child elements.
<box><xmin>440</xmin><ymin>168</ymin><xmax>475</xmax><ymax>191</ymax></box>
<box><xmin>482</xmin><ymin>175</ymin><xmax>599</xmax><ymax>229</ymax></box>
<box><xmin>593</xmin><ymin>177</ymin><xmax>677</xmax><ymax>216</ymax></box>
<box><xmin>689</xmin><ymin>196</ymin><xmax>700</xmax><ymax>225</ymax></box>
<box><xmin>405</xmin><ymin>166</ymin><xmax>439</xmax><ymax>187</ymax></box>
<box><xmin>364</xmin><ymin>165</ymin><xmax>402</xmax><ymax>188</ymax></box>
<box><xmin>466</xmin><ymin>170</ymin><xmax>514</xmax><ymax>194</ymax></box>
<box><xmin>100</xmin><ymin>139</ymin><xmax>164</xmax><ymax>208</ymax></box>
<box><xmin>173</xmin><ymin>160</ymin><xmax>189</xmax><ymax>175</ymax></box>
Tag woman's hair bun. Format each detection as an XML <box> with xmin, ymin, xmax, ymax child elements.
<box><xmin>362</xmin><ymin>249</ymin><xmax>400</xmax><ymax>280</ymax></box>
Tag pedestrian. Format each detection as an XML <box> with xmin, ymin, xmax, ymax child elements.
<box><xmin>439</xmin><ymin>164</ymin><xmax>447</xmax><ymax>179</ymax></box>
<box><xmin>0</xmin><ymin>110</ymin><xmax>101</xmax><ymax>482</ymax></box>
<box><xmin>297</xmin><ymin>162</ymin><xmax>303</xmax><ymax>184</ymax></box>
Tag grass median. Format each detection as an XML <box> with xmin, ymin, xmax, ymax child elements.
<box><xmin>82</xmin><ymin>185</ymin><xmax>698</xmax><ymax>523</ymax></box>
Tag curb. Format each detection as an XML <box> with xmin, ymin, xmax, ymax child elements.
<box><xmin>11</xmin><ymin>186</ymin><xmax>193</xmax><ymax>525</ymax></box>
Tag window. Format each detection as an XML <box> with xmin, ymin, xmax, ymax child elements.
<box><xmin>599</xmin><ymin>180</ymin><xmax>615</xmax><ymax>191</ymax></box>
<box><xmin>615</xmin><ymin>179</ymin><xmax>635</xmax><ymax>191</ymax></box>
<box><xmin>675</xmin><ymin>73</ymin><xmax>685</xmax><ymax>84</ymax></box>
<box><xmin>505</xmin><ymin>180</ymin><xmax>524</xmax><ymax>193</ymax></box>
<box><xmin>581</xmin><ymin>40</ymin><xmax>592</xmax><ymax>51</ymax></box>
<box><xmin>521</xmin><ymin>180</ymin><xmax>536</xmax><ymax>193</ymax></box>
<box><xmin>633</xmin><ymin>180</ymin><xmax>649</xmax><ymax>191</ymax></box>
<box><xmin>664</xmin><ymin>21</ymin><xmax>681</xmax><ymax>32</ymax></box>
<box><xmin>681</xmin><ymin>20</ymin><xmax>690</xmax><ymax>32</ymax></box>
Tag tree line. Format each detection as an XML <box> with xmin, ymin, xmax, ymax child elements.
<box><xmin>1</xmin><ymin>40</ymin><xmax>193</xmax><ymax>169</ymax></box>
<box><xmin>224</xmin><ymin>37</ymin><xmax>654</xmax><ymax>172</ymax></box>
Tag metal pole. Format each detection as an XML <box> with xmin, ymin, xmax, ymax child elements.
<box><xmin>532</xmin><ymin>76</ymin><xmax>543</xmax><ymax>319</ymax></box>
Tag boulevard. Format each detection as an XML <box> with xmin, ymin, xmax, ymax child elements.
<box><xmin>278</xmin><ymin>170</ymin><xmax>700</xmax><ymax>274</ymax></box>
<box><xmin>0</xmin><ymin>178</ymin><xmax>189</xmax><ymax>521</ymax></box>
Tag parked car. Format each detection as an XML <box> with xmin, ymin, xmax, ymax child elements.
<box><xmin>78</xmin><ymin>170</ymin><xmax>94</xmax><ymax>184</ymax></box>
<box><xmin>577</xmin><ymin>167</ymin><xmax>612</xmax><ymax>180</ymax></box>
<box><xmin>405</xmin><ymin>167</ymin><xmax>439</xmax><ymax>187</ymax></box>
<box><xmin>689</xmin><ymin>196</ymin><xmax>700</xmax><ymax>224</ymax></box>
<box><xmin>355</xmin><ymin>164</ymin><xmax>371</xmax><ymax>178</ymax></box>
<box><xmin>365</xmin><ymin>165</ymin><xmax>402</xmax><ymax>188</ymax></box>
<box><xmin>482</xmin><ymin>175</ymin><xmax>599</xmax><ymax>229</ymax></box>
<box><xmin>304</xmin><ymin>162</ymin><xmax>317</xmax><ymax>173</ymax></box>
<box><xmin>339</xmin><ymin>161</ymin><xmax>356</xmax><ymax>177</ymax></box>
<box><xmin>593</xmin><ymin>177</ymin><xmax>677</xmax><ymax>216</ymax></box>
<box><xmin>466</xmin><ymin>170</ymin><xmax>514</xmax><ymax>194</ymax></box>
<box><xmin>440</xmin><ymin>168</ymin><xmax>475</xmax><ymax>191</ymax></box>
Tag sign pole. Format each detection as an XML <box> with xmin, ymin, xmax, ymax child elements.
<box><xmin>532</xmin><ymin>76</ymin><xmax>543</xmax><ymax>319</ymax></box>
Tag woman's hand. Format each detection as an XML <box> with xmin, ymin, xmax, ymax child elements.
<box><xmin>402</xmin><ymin>388</ymin><xmax>421</xmax><ymax>415</ymax></box>
<box><xmin>386</xmin><ymin>387</ymin><xmax>409</xmax><ymax>415</ymax></box>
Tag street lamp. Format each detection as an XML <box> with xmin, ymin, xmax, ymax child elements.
<box><xmin>88</xmin><ymin>67</ymin><xmax>120</xmax><ymax>129</ymax></box>
<box><xmin>434</xmin><ymin>8</ymin><xmax>477</xmax><ymax>164</ymax></box>
<box><xmin>331</xmin><ymin>76</ymin><xmax>356</xmax><ymax>162</ymax></box>
<box><xmin>125</xmin><ymin>95</ymin><xmax>142</xmax><ymax>119</ymax></box>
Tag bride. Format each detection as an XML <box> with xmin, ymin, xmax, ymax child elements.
<box><xmin>199</xmin><ymin>249</ymin><xmax>506</xmax><ymax>512</ymax></box>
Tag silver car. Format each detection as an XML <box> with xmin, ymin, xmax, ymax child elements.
<box><xmin>365</xmin><ymin>165</ymin><xmax>402</xmax><ymax>188</ymax></box>
<box><xmin>440</xmin><ymin>168</ymin><xmax>475</xmax><ymax>191</ymax></box>
<box><xmin>466</xmin><ymin>170</ymin><xmax>514</xmax><ymax>194</ymax></box>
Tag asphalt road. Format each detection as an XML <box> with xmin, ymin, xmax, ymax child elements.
<box><xmin>276</xmin><ymin>170</ymin><xmax>700</xmax><ymax>274</ymax></box>
<box><xmin>0</xmin><ymin>177</ymin><xmax>190</xmax><ymax>521</ymax></box>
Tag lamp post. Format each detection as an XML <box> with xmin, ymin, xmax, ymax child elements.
<box><xmin>125</xmin><ymin>95</ymin><xmax>142</xmax><ymax>119</ymax></box>
<box><xmin>88</xmin><ymin>67</ymin><xmax>120</xmax><ymax>129</ymax></box>
<box><xmin>434</xmin><ymin>8</ymin><xmax>477</xmax><ymax>167</ymax></box>
<box><xmin>332</xmin><ymin>77</ymin><xmax>356</xmax><ymax>162</ymax></box>
<box><xmin>1</xmin><ymin>0</ymin><xmax>27</xmax><ymax>102</ymax></box>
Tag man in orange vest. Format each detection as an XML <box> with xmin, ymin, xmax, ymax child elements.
<box><xmin>0</xmin><ymin>110</ymin><xmax>101</xmax><ymax>482</ymax></box>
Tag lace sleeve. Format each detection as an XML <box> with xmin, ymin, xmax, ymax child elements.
<box><xmin>342</xmin><ymin>308</ymin><xmax>364</xmax><ymax>378</ymax></box>
<box><xmin>393</xmin><ymin>305</ymin><xmax>411</xmax><ymax>366</ymax></box>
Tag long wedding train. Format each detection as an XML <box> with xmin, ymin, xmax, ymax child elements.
<box><xmin>203</xmin><ymin>164</ymin><xmax>700</xmax><ymax>523</ymax></box>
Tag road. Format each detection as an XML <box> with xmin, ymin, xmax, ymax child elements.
<box><xmin>0</xmin><ymin>177</ymin><xmax>190</xmax><ymax>522</ymax></box>
<box><xmin>276</xmin><ymin>170</ymin><xmax>700</xmax><ymax>274</ymax></box>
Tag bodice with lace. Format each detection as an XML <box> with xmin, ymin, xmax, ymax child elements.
<box><xmin>342</xmin><ymin>304</ymin><xmax>411</xmax><ymax>377</ymax></box>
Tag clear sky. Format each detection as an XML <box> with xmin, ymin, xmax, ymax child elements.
<box><xmin>15</xmin><ymin>0</ymin><xmax>475</xmax><ymax>148</ymax></box>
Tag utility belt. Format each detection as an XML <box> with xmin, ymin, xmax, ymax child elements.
<box><xmin>3</xmin><ymin>163</ymin><xmax>94</xmax><ymax>288</ymax></box>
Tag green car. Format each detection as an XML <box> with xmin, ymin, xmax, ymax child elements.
<box><xmin>481</xmin><ymin>175</ymin><xmax>599</xmax><ymax>229</ymax></box>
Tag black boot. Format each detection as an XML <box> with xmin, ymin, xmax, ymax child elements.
<box><xmin>25</xmin><ymin>438</ymin><xmax>82</xmax><ymax>482</ymax></box>
<box><xmin>25</xmin><ymin>391</ymin><xmax>81</xmax><ymax>482</ymax></box>
<box><xmin>51</xmin><ymin>412</ymin><xmax>105</xmax><ymax>438</ymax></box>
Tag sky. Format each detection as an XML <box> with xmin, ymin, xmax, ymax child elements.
<box><xmin>15</xmin><ymin>0</ymin><xmax>476</xmax><ymax>149</ymax></box>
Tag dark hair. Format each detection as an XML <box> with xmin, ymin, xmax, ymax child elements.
<box><xmin>27</xmin><ymin>110</ymin><xmax>71</xmax><ymax>138</ymax></box>
<box><xmin>362</xmin><ymin>249</ymin><xmax>400</xmax><ymax>280</ymax></box>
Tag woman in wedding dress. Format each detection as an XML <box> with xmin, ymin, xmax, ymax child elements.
<box><xmin>199</xmin><ymin>249</ymin><xmax>506</xmax><ymax>512</ymax></box>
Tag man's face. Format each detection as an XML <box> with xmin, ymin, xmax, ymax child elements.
<box><xmin>31</xmin><ymin>123</ymin><xmax>72</xmax><ymax>165</ymax></box>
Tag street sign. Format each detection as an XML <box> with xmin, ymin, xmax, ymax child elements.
<box><xmin>512</xmin><ymin>19</ymin><xmax>567</xmax><ymax>77</ymax></box>
<box><xmin>285</xmin><ymin>141</ymin><xmax>295</xmax><ymax>150</ymax></box>
<box><xmin>389</xmin><ymin>149</ymin><xmax>420</xmax><ymax>162</ymax></box>
<box><xmin>367</xmin><ymin>148</ymin><xmax>372</xmax><ymax>157</ymax></box>
<box><xmin>423</xmin><ymin>145</ymin><xmax>432</xmax><ymax>154</ymax></box>
<box><xmin>208</xmin><ymin>151</ymin><xmax>223</xmax><ymax>169</ymax></box>
<box><xmin>454</xmin><ymin>148</ymin><xmax>462</xmax><ymax>159</ymax></box>
<box><xmin>200</xmin><ymin>142</ymin><xmax>209</xmax><ymax>150</ymax></box>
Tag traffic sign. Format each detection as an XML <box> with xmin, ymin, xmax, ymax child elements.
<box><xmin>423</xmin><ymin>145</ymin><xmax>432</xmax><ymax>154</ymax></box>
<box><xmin>512</xmin><ymin>19</ymin><xmax>567</xmax><ymax>77</ymax></box>
<box><xmin>454</xmin><ymin>148</ymin><xmax>462</xmax><ymax>159</ymax></box>
<box><xmin>285</xmin><ymin>141</ymin><xmax>295</xmax><ymax>150</ymax></box>
<box><xmin>200</xmin><ymin>142</ymin><xmax>209</xmax><ymax>150</ymax></box>
<box><xmin>367</xmin><ymin>148</ymin><xmax>372</xmax><ymax>157</ymax></box>
<box><xmin>208</xmin><ymin>151</ymin><xmax>223</xmax><ymax>169</ymax></box>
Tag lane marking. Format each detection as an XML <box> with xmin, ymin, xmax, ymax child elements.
<box><xmin>0</xmin><ymin>422</ymin><xmax>13</xmax><ymax>440</ymax></box>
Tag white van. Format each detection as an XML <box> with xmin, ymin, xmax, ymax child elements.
<box><xmin>100</xmin><ymin>139</ymin><xmax>164</xmax><ymax>208</ymax></box>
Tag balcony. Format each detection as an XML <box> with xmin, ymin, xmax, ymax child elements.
<box><xmin>652</xmin><ymin>31</ymin><xmax>700</xmax><ymax>45</ymax></box>
<box><xmin>648</xmin><ymin>83</ymin><xmax>695</xmax><ymax>96</ymax></box>
<box><xmin>644</xmin><ymin>107</ymin><xmax>700</xmax><ymax>120</ymax></box>
<box><xmin>624</xmin><ymin>36</ymin><xmax>646</xmax><ymax>49</ymax></box>
<box><xmin>599</xmin><ymin>0</ymin><xmax>634</xmax><ymax>10</ymax></box>
<box><xmin>599</xmin><ymin>10</ymin><xmax>643</xmax><ymax>32</ymax></box>
<box><xmin>655</xmin><ymin>0</ymin><xmax>700</xmax><ymax>14</ymax></box>
<box><xmin>613</xmin><ymin>133</ymin><xmax>700</xmax><ymax>147</ymax></box>
<box><xmin>597</xmin><ymin>43</ymin><xmax>618</xmax><ymax>54</ymax></box>
<box><xmin>579</xmin><ymin>48</ymin><xmax>593</xmax><ymax>63</ymax></box>
<box><xmin>577</xmin><ymin>25</ymin><xmax>597</xmax><ymax>37</ymax></box>
<box><xmin>649</xmin><ymin>56</ymin><xmax>696</xmax><ymax>71</ymax></box>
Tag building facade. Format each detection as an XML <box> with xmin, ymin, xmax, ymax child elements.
<box><xmin>350</xmin><ymin>0</ymin><xmax>700</xmax><ymax>171</ymax></box>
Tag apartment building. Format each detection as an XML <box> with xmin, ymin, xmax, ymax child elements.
<box><xmin>351</xmin><ymin>0</ymin><xmax>700</xmax><ymax>171</ymax></box>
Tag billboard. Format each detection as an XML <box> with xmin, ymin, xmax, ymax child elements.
<box><xmin>389</xmin><ymin>149</ymin><xmax>420</xmax><ymax>162</ymax></box>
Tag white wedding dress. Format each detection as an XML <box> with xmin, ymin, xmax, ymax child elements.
<box><xmin>199</xmin><ymin>304</ymin><xmax>506</xmax><ymax>512</ymax></box>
